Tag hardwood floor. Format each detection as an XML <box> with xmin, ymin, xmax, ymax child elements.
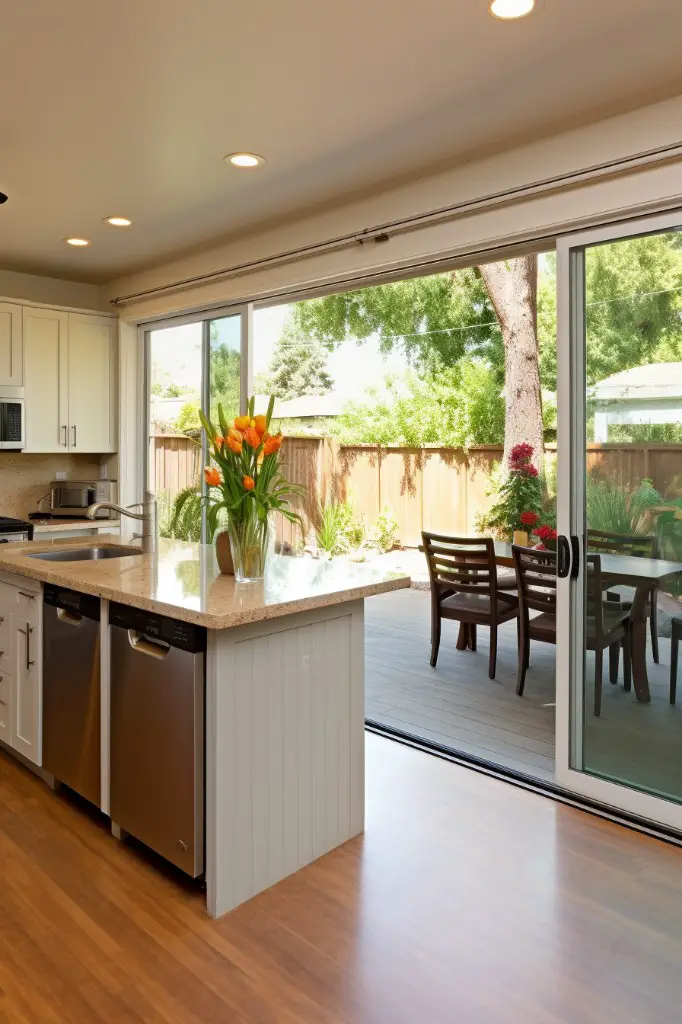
<box><xmin>1</xmin><ymin>735</ymin><xmax>682</xmax><ymax>1022</ymax></box>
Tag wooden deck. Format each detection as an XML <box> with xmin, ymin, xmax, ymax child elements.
<box><xmin>365</xmin><ymin>588</ymin><xmax>682</xmax><ymax>800</ymax></box>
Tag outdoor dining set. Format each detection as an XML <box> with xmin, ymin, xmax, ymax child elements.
<box><xmin>422</xmin><ymin>530</ymin><xmax>682</xmax><ymax>716</ymax></box>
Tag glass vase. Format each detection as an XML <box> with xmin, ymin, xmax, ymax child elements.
<box><xmin>226</xmin><ymin>512</ymin><xmax>270</xmax><ymax>583</ymax></box>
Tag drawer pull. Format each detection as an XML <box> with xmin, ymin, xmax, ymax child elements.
<box><xmin>17</xmin><ymin>622</ymin><xmax>34</xmax><ymax>671</ymax></box>
<box><xmin>18</xmin><ymin>592</ymin><xmax>36</xmax><ymax>601</ymax></box>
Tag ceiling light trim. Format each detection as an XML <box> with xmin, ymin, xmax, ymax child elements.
<box><xmin>225</xmin><ymin>152</ymin><xmax>266</xmax><ymax>168</ymax></box>
<box><xmin>489</xmin><ymin>0</ymin><xmax>535</xmax><ymax>19</ymax></box>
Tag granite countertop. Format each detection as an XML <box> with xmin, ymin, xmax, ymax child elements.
<box><xmin>30</xmin><ymin>518</ymin><xmax>121</xmax><ymax>533</ymax></box>
<box><xmin>0</xmin><ymin>535</ymin><xmax>411</xmax><ymax>629</ymax></box>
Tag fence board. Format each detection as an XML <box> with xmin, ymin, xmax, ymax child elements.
<box><xmin>148</xmin><ymin>435</ymin><xmax>682</xmax><ymax>548</ymax></box>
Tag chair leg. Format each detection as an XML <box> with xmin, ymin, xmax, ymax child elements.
<box><xmin>516</xmin><ymin>618</ymin><xmax>528</xmax><ymax>696</ymax></box>
<box><xmin>671</xmin><ymin>630</ymin><xmax>679</xmax><ymax>705</ymax></box>
<box><xmin>622</xmin><ymin>630</ymin><xmax>632</xmax><ymax>693</ymax></box>
<box><xmin>489</xmin><ymin>623</ymin><xmax>497</xmax><ymax>680</ymax></box>
<box><xmin>469</xmin><ymin>624</ymin><xmax>477</xmax><ymax>652</ymax></box>
<box><xmin>609</xmin><ymin>642</ymin><xmax>620</xmax><ymax>684</ymax></box>
<box><xmin>650</xmin><ymin>594</ymin><xmax>660</xmax><ymax>664</ymax></box>
<box><xmin>594</xmin><ymin>647</ymin><xmax>603</xmax><ymax>717</ymax></box>
<box><xmin>430</xmin><ymin>606</ymin><xmax>441</xmax><ymax>668</ymax></box>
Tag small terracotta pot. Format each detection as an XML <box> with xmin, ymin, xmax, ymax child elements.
<box><xmin>215</xmin><ymin>530</ymin><xmax>234</xmax><ymax>575</ymax></box>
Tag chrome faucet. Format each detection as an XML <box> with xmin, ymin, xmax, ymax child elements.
<box><xmin>86</xmin><ymin>490</ymin><xmax>157</xmax><ymax>555</ymax></box>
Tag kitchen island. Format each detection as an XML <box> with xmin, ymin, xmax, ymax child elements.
<box><xmin>0</xmin><ymin>535</ymin><xmax>410</xmax><ymax>917</ymax></box>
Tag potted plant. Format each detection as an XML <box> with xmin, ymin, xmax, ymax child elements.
<box><xmin>477</xmin><ymin>443</ymin><xmax>544</xmax><ymax>541</ymax></box>
<box><xmin>199</xmin><ymin>396</ymin><xmax>303</xmax><ymax>581</ymax></box>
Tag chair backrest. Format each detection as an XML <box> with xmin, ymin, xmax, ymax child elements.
<box><xmin>422</xmin><ymin>533</ymin><xmax>497</xmax><ymax>603</ymax></box>
<box><xmin>584</xmin><ymin>553</ymin><xmax>604</xmax><ymax>634</ymax></box>
<box><xmin>587</xmin><ymin>529</ymin><xmax>656</xmax><ymax>559</ymax></box>
<box><xmin>513</xmin><ymin>545</ymin><xmax>606</xmax><ymax>633</ymax></box>
<box><xmin>512</xmin><ymin>545</ymin><xmax>557</xmax><ymax>618</ymax></box>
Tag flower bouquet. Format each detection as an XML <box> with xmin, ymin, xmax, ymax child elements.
<box><xmin>199</xmin><ymin>396</ymin><xmax>303</xmax><ymax>581</ymax></box>
<box><xmin>532</xmin><ymin>523</ymin><xmax>558</xmax><ymax>552</ymax></box>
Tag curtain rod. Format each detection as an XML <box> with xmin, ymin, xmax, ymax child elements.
<box><xmin>111</xmin><ymin>141</ymin><xmax>682</xmax><ymax>307</ymax></box>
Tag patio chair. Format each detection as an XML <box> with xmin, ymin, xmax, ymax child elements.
<box><xmin>587</xmin><ymin>530</ymin><xmax>659</xmax><ymax>665</ymax></box>
<box><xmin>422</xmin><ymin>532</ymin><xmax>519</xmax><ymax>680</ymax></box>
<box><xmin>512</xmin><ymin>546</ymin><xmax>632</xmax><ymax>716</ymax></box>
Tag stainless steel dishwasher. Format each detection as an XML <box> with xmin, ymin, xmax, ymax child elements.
<box><xmin>109</xmin><ymin>602</ymin><xmax>206</xmax><ymax>877</ymax></box>
<box><xmin>43</xmin><ymin>585</ymin><xmax>101</xmax><ymax>806</ymax></box>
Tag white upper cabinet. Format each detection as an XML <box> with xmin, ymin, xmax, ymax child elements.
<box><xmin>23</xmin><ymin>307</ymin><xmax>69</xmax><ymax>453</ymax></box>
<box><xmin>0</xmin><ymin>302</ymin><xmax>23</xmax><ymax>389</ymax></box>
<box><xmin>22</xmin><ymin>305</ymin><xmax>118</xmax><ymax>454</ymax></box>
<box><xmin>68</xmin><ymin>314</ymin><xmax>117</xmax><ymax>453</ymax></box>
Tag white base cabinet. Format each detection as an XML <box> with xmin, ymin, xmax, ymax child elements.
<box><xmin>0</xmin><ymin>573</ymin><xmax>42</xmax><ymax>766</ymax></box>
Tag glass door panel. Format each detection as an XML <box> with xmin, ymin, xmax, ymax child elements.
<box><xmin>556</xmin><ymin>211</ymin><xmax>682</xmax><ymax>829</ymax></box>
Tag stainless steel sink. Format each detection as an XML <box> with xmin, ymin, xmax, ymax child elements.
<box><xmin>28</xmin><ymin>546</ymin><xmax>142</xmax><ymax>562</ymax></box>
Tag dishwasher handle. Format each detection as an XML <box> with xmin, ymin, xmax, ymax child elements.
<box><xmin>127</xmin><ymin>629</ymin><xmax>170</xmax><ymax>659</ymax></box>
<box><xmin>56</xmin><ymin>607</ymin><xmax>84</xmax><ymax>627</ymax></box>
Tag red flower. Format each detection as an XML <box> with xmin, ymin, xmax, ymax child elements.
<box><xmin>533</xmin><ymin>525</ymin><xmax>557</xmax><ymax>541</ymax></box>
<box><xmin>509</xmin><ymin>442</ymin><xmax>534</xmax><ymax>466</ymax></box>
<box><xmin>523</xmin><ymin>465</ymin><xmax>539</xmax><ymax>477</ymax></box>
<box><xmin>520</xmin><ymin>511</ymin><xmax>539</xmax><ymax>527</ymax></box>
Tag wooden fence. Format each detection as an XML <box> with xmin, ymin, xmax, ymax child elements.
<box><xmin>149</xmin><ymin>433</ymin><xmax>682</xmax><ymax>548</ymax></box>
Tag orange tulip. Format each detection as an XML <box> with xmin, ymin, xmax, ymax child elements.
<box><xmin>215</xmin><ymin>435</ymin><xmax>225</xmax><ymax>449</ymax></box>
<box><xmin>243</xmin><ymin>427</ymin><xmax>261</xmax><ymax>448</ymax></box>
<box><xmin>242</xmin><ymin>475</ymin><xmax>255</xmax><ymax>491</ymax></box>
<box><xmin>234</xmin><ymin>415</ymin><xmax>251</xmax><ymax>431</ymax></box>
<box><xmin>228</xmin><ymin>427</ymin><xmax>243</xmax><ymax>443</ymax></box>
<box><xmin>226</xmin><ymin>435</ymin><xmax>242</xmax><ymax>454</ymax></box>
<box><xmin>204</xmin><ymin>466</ymin><xmax>221</xmax><ymax>487</ymax></box>
<box><xmin>253</xmin><ymin>414</ymin><xmax>267</xmax><ymax>437</ymax></box>
<box><xmin>262</xmin><ymin>432</ymin><xmax>283</xmax><ymax>456</ymax></box>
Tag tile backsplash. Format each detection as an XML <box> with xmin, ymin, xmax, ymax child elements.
<box><xmin>0</xmin><ymin>453</ymin><xmax>116</xmax><ymax>518</ymax></box>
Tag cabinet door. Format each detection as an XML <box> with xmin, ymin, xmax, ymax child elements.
<box><xmin>12</xmin><ymin>613</ymin><xmax>41</xmax><ymax>765</ymax></box>
<box><xmin>0</xmin><ymin>666</ymin><xmax>12</xmax><ymax>748</ymax></box>
<box><xmin>0</xmin><ymin>302</ymin><xmax>23</xmax><ymax>388</ymax></box>
<box><xmin>68</xmin><ymin>314</ymin><xmax>117</xmax><ymax>453</ymax></box>
<box><xmin>23</xmin><ymin>307</ymin><xmax>69</xmax><ymax>453</ymax></box>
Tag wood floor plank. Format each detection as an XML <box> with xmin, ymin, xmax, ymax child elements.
<box><xmin>1</xmin><ymin>737</ymin><xmax>682</xmax><ymax>1022</ymax></box>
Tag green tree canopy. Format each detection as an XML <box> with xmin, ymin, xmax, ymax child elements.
<box><xmin>259</xmin><ymin>326</ymin><xmax>333</xmax><ymax>399</ymax></box>
<box><xmin>539</xmin><ymin>234</ymin><xmax>682</xmax><ymax>389</ymax></box>
<box><xmin>209</xmin><ymin>339</ymin><xmax>240</xmax><ymax>421</ymax></box>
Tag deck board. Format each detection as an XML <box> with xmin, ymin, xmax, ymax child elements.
<box><xmin>365</xmin><ymin>588</ymin><xmax>682</xmax><ymax>800</ymax></box>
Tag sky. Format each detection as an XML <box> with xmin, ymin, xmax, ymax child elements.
<box><xmin>149</xmin><ymin>303</ymin><xmax>409</xmax><ymax>399</ymax></box>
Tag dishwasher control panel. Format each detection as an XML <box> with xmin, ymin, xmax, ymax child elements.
<box><xmin>109</xmin><ymin>602</ymin><xmax>206</xmax><ymax>653</ymax></box>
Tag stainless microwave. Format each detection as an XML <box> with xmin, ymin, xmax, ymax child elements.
<box><xmin>50</xmin><ymin>479</ymin><xmax>118</xmax><ymax>518</ymax></box>
<box><xmin>0</xmin><ymin>389</ymin><xmax>24</xmax><ymax>450</ymax></box>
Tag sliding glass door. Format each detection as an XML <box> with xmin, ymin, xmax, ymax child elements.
<box><xmin>556</xmin><ymin>210</ymin><xmax>682</xmax><ymax>830</ymax></box>
<box><xmin>145</xmin><ymin>306</ymin><xmax>250</xmax><ymax>544</ymax></box>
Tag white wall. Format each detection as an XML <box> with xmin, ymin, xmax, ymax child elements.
<box><xmin>0</xmin><ymin>268</ymin><xmax>107</xmax><ymax>311</ymax></box>
<box><xmin>105</xmin><ymin>93</ymin><xmax>682</xmax><ymax>324</ymax></box>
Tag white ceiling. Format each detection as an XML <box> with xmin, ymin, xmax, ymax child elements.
<box><xmin>1</xmin><ymin>0</ymin><xmax>682</xmax><ymax>283</ymax></box>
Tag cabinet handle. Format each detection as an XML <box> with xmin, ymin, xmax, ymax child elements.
<box><xmin>18</xmin><ymin>622</ymin><xmax>34</xmax><ymax>671</ymax></box>
<box><xmin>61</xmin><ymin>424</ymin><xmax>68</xmax><ymax>447</ymax></box>
<box><xmin>72</xmin><ymin>424</ymin><xmax>77</xmax><ymax>447</ymax></box>
<box><xmin>18</xmin><ymin>591</ymin><xmax>35</xmax><ymax>601</ymax></box>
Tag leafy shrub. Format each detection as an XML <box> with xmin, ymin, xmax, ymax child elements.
<box><xmin>371</xmin><ymin>508</ymin><xmax>399</xmax><ymax>553</ymax></box>
<box><xmin>476</xmin><ymin>443</ymin><xmax>543</xmax><ymax>539</ymax></box>
<box><xmin>166</xmin><ymin>486</ymin><xmax>227</xmax><ymax>542</ymax></box>
<box><xmin>316</xmin><ymin>500</ymin><xmax>365</xmax><ymax>556</ymax></box>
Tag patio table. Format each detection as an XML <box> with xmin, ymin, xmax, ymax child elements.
<box><xmin>488</xmin><ymin>542</ymin><xmax>682</xmax><ymax>703</ymax></box>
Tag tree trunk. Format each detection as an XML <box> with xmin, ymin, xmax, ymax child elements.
<box><xmin>477</xmin><ymin>256</ymin><xmax>544</xmax><ymax>472</ymax></box>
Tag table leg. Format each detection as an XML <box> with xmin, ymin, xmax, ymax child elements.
<box><xmin>456</xmin><ymin>623</ymin><xmax>470</xmax><ymax>650</ymax></box>
<box><xmin>630</xmin><ymin>584</ymin><xmax>653</xmax><ymax>703</ymax></box>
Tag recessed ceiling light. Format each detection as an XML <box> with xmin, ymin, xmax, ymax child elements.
<box><xmin>64</xmin><ymin>237</ymin><xmax>90</xmax><ymax>247</ymax></box>
<box><xmin>105</xmin><ymin>215</ymin><xmax>132</xmax><ymax>227</ymax></box>
<box><xmin>489</xmin><ymin>0</ymin><xmax>535</xmax><ymax>18</ymax></box>
<box><xmin>224</xmin><ymin>152</ymin><xmax>265</xmax><ymax>168</ymax></box>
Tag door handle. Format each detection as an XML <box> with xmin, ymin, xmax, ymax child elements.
<box><xmin>557</xmin><ymin>535</ymin><xmax>581</xmax><ymax>579</ymax></box>
<box><xmin>72</xmin><ymin>424</ymin><xmax>77</xmax><ymax>447</ymax></box>
<box><xmin>61</xmin><ymin>425</ymin><xmax>68</xmax><ymax>447</ymax></box>
<box><xmin>57</xmin><ymin>607</ymin><xmax>83</xmax><ymax>627</ymax></box>
<box><xmin>127</xmin><ymin>629</ymin><xmax>170</xmax><ymax>660</ymax></box>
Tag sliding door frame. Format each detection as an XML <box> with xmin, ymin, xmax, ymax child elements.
<box><xmin>142</xmin><ymin>302</ymin><xmax>252</xmax><ymax>543</ymax></box>
<box><xmin>555</xmin><ymin>207</ymin><xmax>682</xmax><ymax>831</ymax></box>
